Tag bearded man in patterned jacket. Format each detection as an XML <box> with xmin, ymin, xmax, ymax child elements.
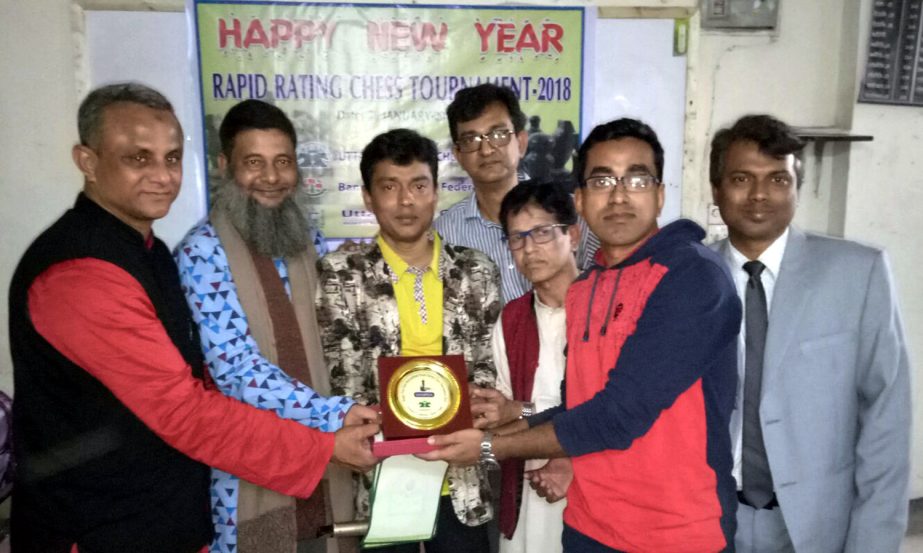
<box><xmin>175</xmin><ymin>99</ymin><xmax>377</xmax><ymax>553</ymax></box>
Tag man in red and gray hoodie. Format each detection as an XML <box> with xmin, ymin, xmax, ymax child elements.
<box><xmin>423</xmin><ymin>118</ymin><xmax>741</xmax><ymax>552</ymax></box>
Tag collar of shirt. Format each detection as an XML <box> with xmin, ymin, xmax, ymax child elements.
<box><xmin>461</xmin><ymin>191</ymin><xmax>503</xmax><ymax>228</ymax></box>
<box><xmin>377</xmin><ymin>232</ymin><xmax>442</xmax><ymax>282</ymax></box>
<box><xmin>533</xmin><ymin>290</ymin><xmax>565</xmax><ymax>315</ymax></box>
<box><xmin>462</xmin><ymin>192</ymin><xmax>482</xmax><ymax>220</ymax></box>
<box><xmin>725</xmin><ymin>226</ymin><xmax>789</xmax><ymax>310</ymax></box>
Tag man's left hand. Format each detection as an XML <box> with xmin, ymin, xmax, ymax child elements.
<box><xmin>416</xmin><ymin>429</ymin><xmax>484</xmax><ymax>466</ymax></box>
<box><xmin>526</xmin><ymin>457</ymin><xmax>573</xmax><ymax>503</ymax></box>
<box><xmin>470</xmin><ymin>387</ymin><xmax>519</xmax><ymax>429</ymax></box>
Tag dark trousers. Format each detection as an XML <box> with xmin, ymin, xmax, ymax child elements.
<box><xmin>362</xmin><ymin>495</ymin><xmax>489</xmax><ymax>553</ymax></box>
<box><xmin>562</xmin><ymin>525</ymin><xmax>625</xmax><ymax>553</ymax></box>
<box><xmin>562</xmin><ymin>523</ymin><xmax>736</xmax><ymax>553</ymax></box>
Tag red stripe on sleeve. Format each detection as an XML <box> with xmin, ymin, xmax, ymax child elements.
<box><xmin>28</xmin><ymin>258</ymin><xmax>334</xmax><ymax>498</ymax></box>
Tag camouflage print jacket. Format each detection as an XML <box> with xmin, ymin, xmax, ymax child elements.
<box><xmin>316</xmin><ymin>237</ymin><xmax>501</xmax><ymax>527</ymax></box>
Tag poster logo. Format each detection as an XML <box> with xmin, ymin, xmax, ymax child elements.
<box><xmin>302</xmin><ymin>176</ymin><xmax>325</xmax><ymax>197</ymax></box>
<box><xmin>297</xmin><ymin>141</ymin><xmax>331</xmax><ymax>171</ymax></box>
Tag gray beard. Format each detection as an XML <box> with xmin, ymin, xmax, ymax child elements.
<box><xmin>212</xmin><ymin>176</ymin><xmax>312</xmax><ymax>258</ymax></box>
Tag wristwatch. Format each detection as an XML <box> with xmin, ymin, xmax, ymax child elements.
<box><xmin>479</xmin><ymin>431</ymin><xmax>500</xmax><ymax>470</ymax></box>
<box><xmin>520</xmin><ymin>401</ymin><xmax>535</xmax><ymax>419</ymax></box>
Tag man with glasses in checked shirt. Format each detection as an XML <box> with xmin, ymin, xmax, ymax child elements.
<box><xmin>316</xmin><ymin>128</ymin><xmax>501</xmax><ymax>553</ymax></box>
<box><xmin>421</xmin><ymin>118</ymin><xmax>741</xmax><ymax>553</ymax></box>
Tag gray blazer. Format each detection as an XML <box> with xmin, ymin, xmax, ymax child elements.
<box><xmin>713</xmin><ymin>226</ymin><xmax>910</xmax><ymax>552</ymax></box>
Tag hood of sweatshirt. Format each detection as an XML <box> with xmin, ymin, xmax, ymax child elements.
<box><xmin>580</xmin><ymin>218</ymin><xmax>706</xmax><ymax>341</ymax></box>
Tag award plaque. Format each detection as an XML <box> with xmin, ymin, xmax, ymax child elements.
<box><xmin>374</xmin><ymin>354</ymin><xmax>472</xmax><ymax>457</ymax></box>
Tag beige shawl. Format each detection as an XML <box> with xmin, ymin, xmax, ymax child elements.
<box><xmin>213</xmin><ymin>211</ymin><xmax>357</xmax><ymax>553</ymax></box>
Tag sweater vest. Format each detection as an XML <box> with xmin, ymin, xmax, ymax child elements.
<box><xmin>499</xmin><ymin>292</ymin><xmax>539</xmax><ymax>538</ymax></box>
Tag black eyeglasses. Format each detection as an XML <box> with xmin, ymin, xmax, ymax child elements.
<box><xmin>505</xmin><ymin>223</ymin><xmax>569</xmax><ymax>251</ymax></box>
<box><xmin>455</xmin><ymin>129</ymin><xmax>515</xmax><ymax>153</ymax></box>
<box><xmin>584</xmin><ymin>174</ymin><xmax>660</xmax><ymax>193</ymax></box>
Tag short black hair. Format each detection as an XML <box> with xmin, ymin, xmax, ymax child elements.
<box><xmin>219</xmin><ymin>100</ymin><xmax>297</xmax><ymax>159</ymax></box>
<box><xmin>446</xmin><ymin>84</ymin><xmax>526</xmax><ymax>142</ymax></box>
<box><xmin>573</xmin><ymin>118</ymin><xmax>664</xmax><ymax>188</ymax></box>
<box><xmin>360</xmin><ymin>129</ymin><xmax>439</xmax><ymax>191</ymax></box>
<box><xmin>499</xmin><ymin>179</ymin><xmax>577</xmax><ymax>236</ymax></box>
<box><xmin>710</xmin><ymin>114</ymin><xmax>805</xmax><ymax>189</ymax></box>
<box><xmin>78</xmin><ymin>82</ymin><xmax>174</xmax><ymax>148</ymax></box>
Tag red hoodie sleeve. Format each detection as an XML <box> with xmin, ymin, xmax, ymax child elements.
<box><xmin>28</xmin><ymin>258</ymin><xmax>335</xmax><ymax>498</ymax></box>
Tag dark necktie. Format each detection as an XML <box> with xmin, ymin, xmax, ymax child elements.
<box><xmin>742</xmin><ymin>260</ymin><xmax>774</xmax><ymax>508</ymax></box>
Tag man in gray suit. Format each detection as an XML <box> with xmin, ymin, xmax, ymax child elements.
<box><xmin>710</xmin><ymin>114</ymin><xmax>911</xmax><ymax>552</ymax></box>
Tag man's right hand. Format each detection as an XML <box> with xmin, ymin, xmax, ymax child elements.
<box><xmin>332</xmin><ymin>422</ymin><xmax>379</xmax><ymax>473</ymax></box>
<box><xmin>416</xmin><ymin>429</ymin><xmax>484</xmax><ymax>466</ymax></box>
<box><xmin>344</xmin><ymin>403</ymin><xmax>380</xmax><ymax>426</ymax></box>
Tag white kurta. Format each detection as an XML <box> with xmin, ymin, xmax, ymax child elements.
<box><xmin>491</xmin><ymin>295</ymin><xmax>567</xmax><ymax>553</ymax></box>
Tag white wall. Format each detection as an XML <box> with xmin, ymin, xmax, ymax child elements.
<box><xmin>1</xmin><ymin>0</ymin><xmax>921</xmax><ymax>495</ymax></box>
<box><xmin>846</xmin><ymin>1</ymin><xmax>923</xmax><ymax>498</ymax></box>
<box><xmin>0</xmin><ymin>0</ymin><xmax>82</xmax><ymax>392</ymax></box>
<box><xmin>85</xmin><ymin>9</ymin><xmax>208</xmax><ymax>249</ymax></box>
<box><xmin>684</xmin><ymin>0</ymin><xmax>853</xmax><ymax>222</ymax></box>
<box><xmin>845</xmin><ymin>105</ymin><xmax>923</xmax><ymax>495</ymax></box>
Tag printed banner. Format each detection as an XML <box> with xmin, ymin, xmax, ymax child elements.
<box><xmin>195</xmin><ymin>1</ymin><xmax>585</xmax><ymax>238</ymax></box>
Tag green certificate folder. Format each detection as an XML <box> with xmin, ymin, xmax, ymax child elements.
<box><xmin>362</xmin><ymin>455</ymin><xmax>449</xmax><ymax>548</ymax></box>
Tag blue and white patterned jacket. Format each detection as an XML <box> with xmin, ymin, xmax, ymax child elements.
<box><xmin>175</xmin><ymin>220</ymin><xmax>352</xmax><ymax>553</ymax></box>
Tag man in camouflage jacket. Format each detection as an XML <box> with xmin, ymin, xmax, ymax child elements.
<box><xmin>316</xmin><ymin>129</ymin><xmax>501</xmax><ymax>551</ymax></box>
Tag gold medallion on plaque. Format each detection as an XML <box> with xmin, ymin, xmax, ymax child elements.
<box><xmin>386</xmin><ymin>358</ymin><xmax>461</xmax><ymax>431</ymax></box>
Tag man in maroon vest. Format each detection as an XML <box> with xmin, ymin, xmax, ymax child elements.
<box><xmin>470</xmin><ymin>179</ymin><xmax>579</xmax><ymax>553</ymax></box>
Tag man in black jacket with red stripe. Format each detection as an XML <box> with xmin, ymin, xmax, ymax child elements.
<box><xmin>8</xmin><ymin>82</ymin><xmax>379</xmax><ymax>553</ymax></box>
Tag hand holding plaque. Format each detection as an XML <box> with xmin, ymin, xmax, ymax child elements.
<box><xmin>373</xmin><ymin>354</ymin><xmax>472</xmax><ymax>457</ymax></box>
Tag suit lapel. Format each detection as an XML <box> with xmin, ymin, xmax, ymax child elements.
<box><xmin>763</xmin><ymin>227</ymin><xmax>809</xmax><ymax>394</ymax></box>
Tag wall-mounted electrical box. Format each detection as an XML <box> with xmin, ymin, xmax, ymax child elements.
<box><xmin>701</xmin><ymin>0</ymin><xmax>780</xmax><ymax>30</ymax></box>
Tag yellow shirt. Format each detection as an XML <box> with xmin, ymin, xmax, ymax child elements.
<box><xmin>376</xmin><ymin>234</ymin><xmax>443</xmax><ymax>356</ymax></box>
<box><xmin>377</xmin><ymin>234</ymin><xmax>450</xmax><ymax>494</ymax></box>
